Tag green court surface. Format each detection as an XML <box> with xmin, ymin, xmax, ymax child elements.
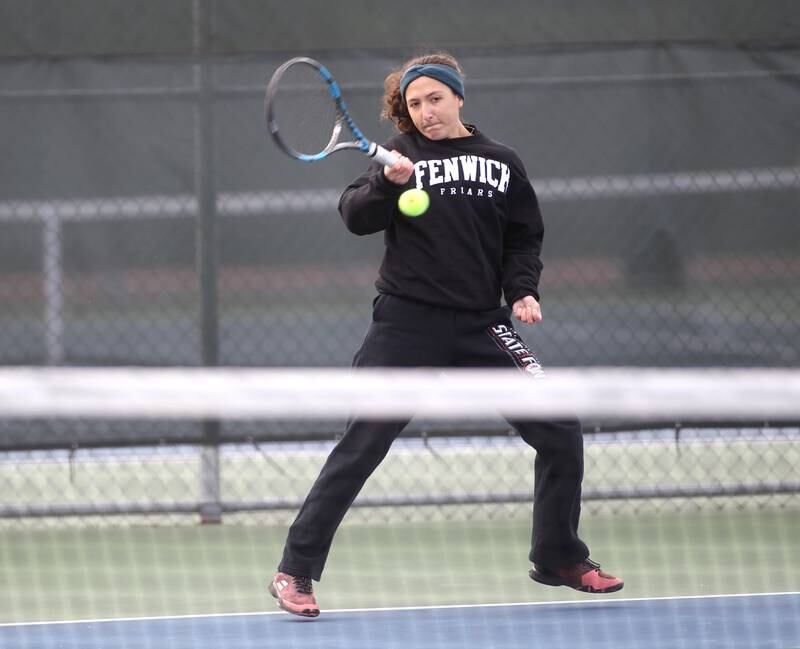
<box><xmin>2</xmin><ymin>508</ymin><xmax>798</xmax><ymax>624</ymax></box>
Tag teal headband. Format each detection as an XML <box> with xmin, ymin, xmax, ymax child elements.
<box><xmin>400</xmin><ymin>63</ymin><xmax>465</xmax><ymax>100</ymax></box>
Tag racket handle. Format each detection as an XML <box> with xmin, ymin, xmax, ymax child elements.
<box><xmin>368</xmin><ymin>143</ymin><xmax>400</xmax><ymax>167</ymax></box>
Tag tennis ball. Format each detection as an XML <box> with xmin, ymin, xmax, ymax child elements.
<box><xmin>398</xmin><ymin>188</ymin><xmax>429</xmax><ymax>217</ymax></box>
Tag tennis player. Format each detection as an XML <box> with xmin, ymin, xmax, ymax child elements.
<box><xmin>269</xmin><ymin>52</ymin><xmax>623</xmax><ymax>617</ymax></box>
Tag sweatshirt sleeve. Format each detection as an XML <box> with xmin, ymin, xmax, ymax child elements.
<box><xmin>502</xmin><ymin>165</ymin><xmax>544</xmax><ymax>306</ymax></box>
<box><xmin>338</xmin><ymin>164</ymin><xmax>408</xmax><ymax>235</ymax></box>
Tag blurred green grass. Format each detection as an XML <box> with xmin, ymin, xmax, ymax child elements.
<box><xmin>3</xmin><ymin>436</ymin><xmax>798</xmax><ymax>508</ymax></box>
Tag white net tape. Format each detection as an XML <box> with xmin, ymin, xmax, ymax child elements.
<box><xmin>1</xmin><ymin>366</ymin><xmax>798</xmax><ymax>420</ymax></box>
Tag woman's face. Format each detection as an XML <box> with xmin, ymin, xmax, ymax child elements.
<box><xmin>405</xmin><ymin>76</ymin><xmax>464</xmax><ymax>140</ymax></box>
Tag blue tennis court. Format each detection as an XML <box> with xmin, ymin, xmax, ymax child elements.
<box><xmin>3</xmin><ymin>592</ymin><xmax>798</xmax><ymax>649</ymax></box>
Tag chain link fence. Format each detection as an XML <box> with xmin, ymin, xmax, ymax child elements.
<box><xmin>1</xmin><ymin>47</ymin><xmax>798</xmax><ymax>371</ymax></box>
<box><xmin>1</xmin><ymin>42</ymin><xmax>799</xmax><ymax>522</ymax></box>
<box><xmin>3</xmin><ymin>425</ymin><xmax>799</xmax><ymax>525</ymax></box>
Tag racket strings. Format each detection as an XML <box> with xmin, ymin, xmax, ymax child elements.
<box><xmin>270</xmin><ymin>63</ymin><xmax>341</xmax><ymax>158</ymax></box>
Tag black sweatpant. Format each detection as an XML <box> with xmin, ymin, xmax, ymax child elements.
<box><xmin>279</xmin><ymin>294</ymin><xmax>590</xmax><ymax>581</ymax></box>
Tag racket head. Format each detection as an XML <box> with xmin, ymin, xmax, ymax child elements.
<box><xmin>265</xmin><ymin>57</ymin><xmax>365</xmax><ymax>162</ymax></box>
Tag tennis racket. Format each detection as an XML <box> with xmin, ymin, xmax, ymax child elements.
<box><xmin>265</xmin><ymin>57</ymin><xmax>399</xmax><ymax>167</ymax></box>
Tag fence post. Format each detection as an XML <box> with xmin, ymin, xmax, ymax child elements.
<box><xmin>194</xmin><ymin>0</ymin><xmax>222</xmax><ymax>524</ymax></box>
<box><xmin>42</xmin><ymin>211</ymin><xmax>64</xmax><ymax>365</ymax></box>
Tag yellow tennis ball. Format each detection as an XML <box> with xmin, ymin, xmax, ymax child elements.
<box><xmin>398</xmin><ymin>188</ymin><xmax>429</xmax><ymax>217</ymax></box>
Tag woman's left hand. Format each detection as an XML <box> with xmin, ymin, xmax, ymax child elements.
<box><xmin>512</xmin><ymin>295</ymin><xmax>542</xmax><ymax>325</ymax></box>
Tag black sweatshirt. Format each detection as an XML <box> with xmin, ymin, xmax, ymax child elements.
<box><xmin>338</xmin><ymin>126</ymin><xmax>544</xmax><ymax>311</ymax></box>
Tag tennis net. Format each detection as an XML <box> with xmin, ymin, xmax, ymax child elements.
<box><xmin>1</xmin><ymin>366</ymin><xmax>798</xmax><ymax>648</ymax></box>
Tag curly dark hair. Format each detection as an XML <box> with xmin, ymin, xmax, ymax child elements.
<box><xmin>381</xmin><ymin>52</ymin><xmax>465</xmax><ymax>134</ymax></box>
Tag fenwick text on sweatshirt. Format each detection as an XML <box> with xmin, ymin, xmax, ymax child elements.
<box><xmin>338</xmin><ymin>126</ymin><xmax>544</xmax><ymax>311</ymax></box>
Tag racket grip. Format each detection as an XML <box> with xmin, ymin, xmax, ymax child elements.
<box><xmin>369</xmin><ymin>143</ymin><xmax>400</xmax><ymax>167</ymax></box>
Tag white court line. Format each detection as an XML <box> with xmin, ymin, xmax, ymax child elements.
<box><xmin>2</xmin><ymin>590</ymin><xmax>798</xmax><ymax>628</ymax></box>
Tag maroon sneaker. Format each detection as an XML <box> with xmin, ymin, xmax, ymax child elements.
<box><xmin>529</xmin><ymin>559</ymin><xmax>623</xmax><ymax>593</ymax></box>
<box><xmin>269</xmin><ymin>572</ymin><xmax>320</xmax><ymax>617</ymax></box>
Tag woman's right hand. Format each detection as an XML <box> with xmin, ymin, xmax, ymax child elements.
<box><xmin>383</xmin><ymin>150</ymin><xmax>415</xmax><ymax>185</ymax></box>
